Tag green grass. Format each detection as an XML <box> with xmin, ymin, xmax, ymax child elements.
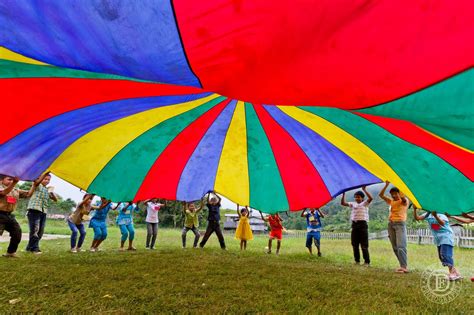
<box><xmin>0</xmin><ymin>220</ymin><xmax>473</xmax><ymax>313</ymax></box>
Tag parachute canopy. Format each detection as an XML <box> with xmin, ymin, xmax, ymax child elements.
<box><xmin>0</xmin><ymin>1</ymin><xmax>472</xmax><ymax>214</ymax></box>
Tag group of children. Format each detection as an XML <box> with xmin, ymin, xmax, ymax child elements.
<box><xmin>0</xmin><ymin>173</ymin><xmax>58</xmax><ymax>257</ymax></box>
<box><xmin>339</xmin><ymin>181</ymin><xmax>473</xmax><ymax>281</ymax></box>
<box><xmin>233</xmin><ymin>181</ymin><xmax>473</xmax><ymax>282</ymax></box>
<box><xmin>66</xmin><ymin>195</ymin><xmax>166</xmax><ymax>252</ymax></box>
<box><xmin>1</xmin><ymin>173</ymin><xmax>473</xmax><ymax>281</ymax></box>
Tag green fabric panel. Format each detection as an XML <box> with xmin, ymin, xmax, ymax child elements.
<box><xmin>0</xmin><ymin>59</ymin><xmax>147</xmax><ymax>81</ymax></box>
<box><xmin>300</xmin><ymin>107</ymin><xmax>474</xmax><ymax>214</ymax></box>
<box><xmin>358</xmin><ymin>69</ymin><xmax>474</xmax><ymax>150</ymax></box>
<box><xmin>88</xmin><ymin>96</ymin><xmax>226</xmax><ymax>200</ymax></box>
<box><xmin>245</xmin><ymin>103</ymin><xmax>289</xmax><ymax>212</ymax></box>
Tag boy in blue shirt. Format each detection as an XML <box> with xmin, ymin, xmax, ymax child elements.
<box><xmin>414</xmin><ymin>206</ymin><xmax>462</xmax><ymax>281</ymax></box>
<box><xmin>301</xmin><ymin>208</ymin><xmax>325</xmax><ymax>256</ymax></box>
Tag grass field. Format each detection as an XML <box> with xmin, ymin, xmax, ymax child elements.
<box><xmin>0</xmin><ymin>219</ymin><xmax>473</xmax><ymax>313</ymax></box>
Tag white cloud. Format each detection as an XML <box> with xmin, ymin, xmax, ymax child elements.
<box><xmin>47</xmin><ymin>174</ymin><xmax>238</xmax><ymax>209</ymax></box>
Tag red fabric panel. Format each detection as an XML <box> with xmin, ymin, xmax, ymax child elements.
<box><xmin>174</xmin><ymin>0</ymin><xmax>473</xmax><ymax>108</ymax></box>
<box><xmin>253</xmin><ymin>104</ymin><xmax>331</xmax><ymax>209</ymax></box>
<box><xmin>0</xmin><ymin>78</ymin><xmax>203</xmax><ymax>143</ymax></box>
<box><xmin>134</xmin><ymin>98</ymin><xmax>231</xmax><ymax>201</ymax></box>
<box><xmin>356</xmin><ymin>112</ymin><xmax>474</xmax><ymax>181</ymax></box>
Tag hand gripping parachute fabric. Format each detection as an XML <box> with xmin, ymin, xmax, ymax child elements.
<box><xmin>0</xmin><ymin>1</ymin><xmax>473</xmax><ymax>214</ymax></box>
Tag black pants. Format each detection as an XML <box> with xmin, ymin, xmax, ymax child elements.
<box><xmin>351</xmin><ymin>221</ymin><xmax>370</xmax><ymax>264</ymax></box>
<box><xmin>199</xmin><ymin>220</ymin><xmax>226</xmax><ymax>249</ymax></box>
<box><xmin>0</xmin><ymin>212</ymin><xmax>22</xmax><ymax>254</ymax></box>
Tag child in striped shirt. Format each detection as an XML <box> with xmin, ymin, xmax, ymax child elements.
<box><xmin>341</xmin><ymin>186</ymin><xmax>373</xmax><ymax>266</ymax></box>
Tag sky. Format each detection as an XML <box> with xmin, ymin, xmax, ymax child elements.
<box><xmin>47</xmin><ymin>174</ymin><xmax>238</xmax><ymax>209</ymax></box>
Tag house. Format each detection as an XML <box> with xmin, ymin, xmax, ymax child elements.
<box><xmin>224</xmin><ymin>210</ymin><xmax>267</xmax><ymax>234</ymax></box>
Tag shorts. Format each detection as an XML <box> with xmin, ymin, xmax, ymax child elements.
<box><xmin>437</xmin><ymin>244</ymin><xmax>454</xmax><ymax>267</ymax></box>
<box><xmin>306</xmin><ymin>231</ymin><xmax>321</xmax><ymax>248</ymax></box>
<box><xmin>269</xmin><ymin>229</ymin><xmax>283</xmax><ymax>240</ymax></box>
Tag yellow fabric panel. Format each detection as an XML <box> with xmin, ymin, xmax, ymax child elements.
<box><xmin>278</xmin><ymin>106</ymin><xmax>420</xmax><ymax>207</ymax></box>
<box><xmin>0</xmin><ymin>46</ymin><xmax>48</xmax><ymax>65</ymax></box>
<box><xmin>48</xmin><ymin>94</ymin><xmax>220</xmax><ymax>188</ymax></box>
<box><xmin>214</xmin><ymin>101</ymin><xmax>250</xmax><ymax>205</ymax></box>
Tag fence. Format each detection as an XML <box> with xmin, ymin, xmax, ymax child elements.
<box><xmin>285</xmin><ymin>228</ymin><xmax>474</xmax><ymax>249</ymax></box>
<box><xmin>406</xmin><ymin>228</ymin><xmax>474</xmax><ymax>248</ymax></box>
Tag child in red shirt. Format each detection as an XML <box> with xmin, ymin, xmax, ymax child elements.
<box><xmin>260</xmin><ymin>211</ymin><xmax>284</xmax><ymax>255</ymax></box>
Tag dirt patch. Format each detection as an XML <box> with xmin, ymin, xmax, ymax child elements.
<box><xmin>0</xmin><ymin>233</ymin><xmax>69</xmax><ymax>242</ymax></box>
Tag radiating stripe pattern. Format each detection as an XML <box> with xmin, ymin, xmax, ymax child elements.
<box><xmin>0</xmin><ymin>57</ymin><xmax>472</xmax><ymax>214</ymax></box>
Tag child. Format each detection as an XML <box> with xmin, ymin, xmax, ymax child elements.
<box><xmin>0</xmin><ymin>175</ymin><xmax>29</xmax><ymax>258</ymax></box>
<box><xmin>116</xmin><ymin>202</ymin><xmax>140</xmax><ymax>251</ymax></box>
<box><xmin>301</xmin><ymin>208</ymin><xmax>325</xmax><ymax>256</ymax></box>
<box><xmin>182</xmin><ymin>199</ymin><xmax>203</xmax><ymax>248</ymax></box>
<box><xmin>89</xmin><ymin>197</ymin><xmax>118</xmax><ymax>252</ymax></box>
<box><xmin>379</xmin><ymin>181</ymin><xmax>409</xmax><ymax>273</ymax></box>
<box><xmin>259</xmin><ymin>211</ymin><xmax>284</xmax><ymax>255</ymax></box>
<box><xmin>26</xmin><ymin>172</ymin><xmax>57</xmax><ymax>254</ymax></box>
<box><xmin>414</xmin><ymin>206</ymin><xmax>461</xmax><ymax>281</ymax></box>
<box><xmin>199</xmin><ymin>191</ymin><xmax>226</xmax><ymax>249</ymax></box>
<box><xmin>68</xmin><ymin>194</ymin><xmax>97</xmax><ymax>253</ymax></box>
<box><xmin>143</xmin><ymin>199</ymin><xmax>166</xmax><ymax>249</ymax></box>
<box><xmin>235</xmin><ymin>204</ymin><xmax>253</xmax><ymax>250</ymax></box>
<box><xmin>341</xmin><ymin>186</ymin><xmax>373</xmax><ymax>266</ymax></box>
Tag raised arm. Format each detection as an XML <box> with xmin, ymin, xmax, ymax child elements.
<box><xmin>27</xmin><ymin>180</ymin><xmax>39</xmax><ymax>197</ymax></box>
<box><xmin>300</xmin><ymin>209</ymin><xmax>307</xmax><ymax>217</ymax></box>
<box><xmin>132</xmin><ymin>202</ymin><xmax>140</xmax><ymax>212</ymax></box>
<box><xmin>317</xmin><ymin>208</ymin><xmax>326</xmax><ymax>218</ymax></box>
<box><xmin>362</xmin><ymin>186</ymin><xmax>373</xmax><ymax>204</ymax></box>
<box><xmin>99</xmin><ymin>200</ymin><xmax>111</xmax><ymax>210</ymax></box>
<box><xmin>378</xmin><ymin>181</ymin><xmax>391</xmax><ymax>204</ymax></box>
<box><xmin>341</xmin><ymin>192</ymin><xmax>349</xmax><ymax>207</ymax></box>
<box><xmin>112</xmin><ymin>202</ymin><xmax>121</xmax><ymax>210</ymax></box>
<box><xmin>215</xmin><ymin>192</ymin><xmax>222</xmax><ymax>203</ymax></box>
<box><xmin>401</xmin><ymin>195</ymin><xmax>408</xmax><ymax>206</ymax></box>
<box><xmin>448</xmin><ymin>215</ymin><xmax>473</xmax><ymax>224</ymax></box>
<box><xmin>413</xmin><ymin>205</ymin><xmax>427</xmax><ymax>221</ymax></box>
<box><xmin>432</xmin><ymin>212</ymin><xmax>447</xmax><ymax>226</ymax></box>
<box><xmin>236</xmin><ymin>204</ymin><xmax>241</xmax><ymax>218</ymax></box>
<box><xmin>461</xmin><ymin>212</ymin><xmax>474</xmax><ymax>220</ymax></box>
<box><xmin>77</xmin><ymin>194</ymin><xmax>94</xmax><ymax>208</ymax></box>
<box><xmin>259</xmin><ymin>211</ymin><xmax>267</xmax><ymax>222</ymax></box>
<box><xmin>0</xmin><ymin>177</ymin><xmax>20</xmax><ymax>196</ymax></box>
<box><xmin>196</xmin><ymin>198</ymin><xmax>204</xmax><ymax>212</ymax></box>
<box><xmin>245</xmin><ymin>206</ymin><xmax>250</xmax><ymax>217</ymax></box>
<box><xmin>182</xmin><ymin>201</ymin><xmax>187</xmax><ymax>213</ymax></box>
<box><xmin>27</xmin><ymin>173</ymin><xmax>49</xmax><ymax>197</ymax></box>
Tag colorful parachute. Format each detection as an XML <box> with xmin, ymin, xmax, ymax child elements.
<box><xmin>0</xmin><ymin>1</ymin><xmax>473</xmax><ymax>214</ymax></box>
